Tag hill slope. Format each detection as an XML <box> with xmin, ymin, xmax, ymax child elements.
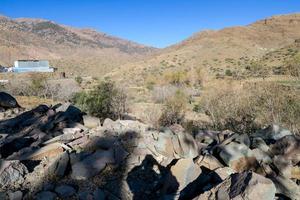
<box><xmin>0</xmin><ymin>15</ymin><xmax>157</xmax><ymax>76</ymax></box>
<box><xmin>108</xmin><ymin>13</ymin><xmax>300</xmax><ymax>86</ymax></box>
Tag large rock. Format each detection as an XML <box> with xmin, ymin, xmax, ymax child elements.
<box><xmin>271</xmin><ymin>175</ymin><xmax>300</xmax><ymax>200</ymax></box>
<box><xmin>0</xmin><ymin>160</ymin><xmax>28</xmax><ymax>189</ymax></box>
<box><xmin>154</xmin><ymin>129</ymin><xmax>175</xmax><ymax>158</ymax></box>
<box><xmin>0</xmin><ymin>92</ymin><xmax>20</xmax><ymax>109</ymax></box>
<box><xmin>71</xmin><ymin>149</ymin><xmax>115</xmax><ymax>180</ymax></box>
<box><xmin>171</xmin><ymin>127</ymin><xmax>199</xmax><ymax>159</ymax></box>
<box><xmin>18</xmin><ymin>142</ymin><xmax>64</xmax><ymax>160</ymax></box>
<box><xmin>270</xmin><ymin>135</ymin><xmax>300</xmax><ymax>164</ymax></box>
<box><xmin>167</xmin><ymin>158</ymin><xmax>201</xmax><ymax>192</ymax></box>
<box><xmin>218</xmin><ymin>142</ymin><xmax>258</xmax><ymax>172</ymax></box>
<box><xmin>253</xmin><ymin>124</ymin><xmax>293</xmax><ymax>141</ymax></box>
<box><xmin>198</xmin><ymin>171</ymin><xmax>276</xmax><ymax>200</ymax></box>
<box><xmin>47</xmin><ymin>151</ymin><xmax>69</xmax><ymax>178</ymax></box>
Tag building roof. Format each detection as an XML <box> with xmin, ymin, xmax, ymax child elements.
<box><xmin>16</xmin><ymin>60</ymin><xmax>48</xmax><ymax>62</ymax></box>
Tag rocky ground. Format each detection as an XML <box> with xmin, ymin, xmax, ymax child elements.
<box><xmin>0</xmin><ymin>93</ymin><xmax>299</xmax><ymax>200</ymax></box>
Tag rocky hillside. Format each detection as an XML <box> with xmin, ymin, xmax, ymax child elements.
<box><xmin>109</xmin><ymin>13</ymin><xmax>300</xmax><ymax>86</ymax></box>
<box><xmin>0</xmin><ymin>15</ymin><xmax>157</xmax><ymax>76</ymax></box>
<box><xmin>0</xmin><ymin>93</ymin><xmax>299</xmax><ymax>199</ymax></box>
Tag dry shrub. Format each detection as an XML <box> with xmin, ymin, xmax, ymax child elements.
<box><xmin>143</xmin><ymin>105</ymin><xmax>162</xmax><ymax>129</ymax></box>
<box><xmin>286</xmin><ymin>54</ymin><xmax>300</xmax><ymax>77</ymax></box>
<box><xmin>5</xmin><ymin>74</ymin><xmax>80</xmax><ymax>101</ymax></box>
<box><xmin>201</xmin><ymin>82</ymin><xmax>300</xmax><ymax>134</ymax></box>
<box><xmin>152</xmin><ymin>85</ymin><xmax>178</xmax><ymax>103</ymax></box>
<box><xmin>159</xmin><ymin>89</ymin><xmax>188</xmax><ymax>127</ymax></box>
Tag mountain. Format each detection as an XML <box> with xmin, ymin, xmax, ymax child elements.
<box><xmin>0</xmin><ymin>15</ymin><xmax>157</xmax><ymax>76</ymax></box>
<box><xmin>108</xmin><ymin>13</ymin><xmax>300</xmax><ymax>86</ymax></box>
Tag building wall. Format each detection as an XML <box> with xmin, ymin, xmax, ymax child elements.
<box><xmin>14</xmin><ymin>60</ymin><xmax>49</xmax><ymax>68</ymax></box>
<box><xmin>13</xmin><ymin>60</ymin><xmax>53</xmax><ymax>73</ymax></box>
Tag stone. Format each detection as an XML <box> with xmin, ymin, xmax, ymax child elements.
<box><xmin>218</xmin><ymin>142</ymin><xmax>258</xmax><ymax>172</ymax></box>
<box><xmin>195</xmin><ymin>130</ymin><xmax>219</xmax><ymax>144</ymax></box>
<box><xmin>47</xmin><ymin>151</ymin><xmax>69</xmax><ymax>177</ymax></box>
<box><xmin>8</xmin><ymin>191</ymin><xmax>22</xmax><ymax>200</ymax></box>
<box><xmin>0</xmin><ymin>160</ymin><xmax>28</xmax><ymax>189</ymax></box>
<box><xmin>42</xmin><ymin>182</ymin><xmax>55</xmax><ymax>191</ymax></box>
<box><xmin>102</xmin><ymin>119</ymin><xmax>148</xmax><ymax>136</ymax></box>
<box><xmin>55</xmin><ymin>184</ymin><xmax>76</xmax><ymax>198</ymax></box>
<box><xmin>19</xmin><ymin>142</ymin><xmax>64</xmax><ymax>160</ymax></box>
<box><xmin>195</xmin><ymin>154</ymin><xmax>223</xmax><ymax>170</ymax></box>
<box><xmin>71</xmin><ymin>149</ymin><xmax>115</xmax><ymax>180</ymax></box>
<box><xmin>62</xmin><ymin>127</ymin><xmax>82</xmax><ymax>135</ymax></box>
<box><xmin>93</xmin><ymin>188</ymin><xmax>106</xmax><ymax>200</ymax></box>
<box><xmin>78</xmin><ymin>191</ymin><xmax>94</xmax><ymax>200</ymax></box>
<box><xmin>0</xmin><ymin>192</ymin><xmax>7</xmax><ymax>199</ymax></box>
<box><xmin>168</xmin><ymin>158</ymin><xmax>201</xmax><ymax>192</ymax></box>
<box><xmin>154</xmin><ymin>129</ymin><xmax>175</xmax><ymax>158</ymax></box>
<box><xmin>270</xmin><ymin>135</ymin><xmax>300</xmax><ymax>164</ymax></box>
<box><xmin>0</xmin><ymin>92</ymin><xmax>20</xmax><ymax>109</ymax></box>
<box><xmin>252</xmin><ymin>148</ymin><xmax>272</xmax><ymax>164</ymax></box>
<box><xmin>251</xmin><ymin>137</ymin><xmax>270</xmax><ymax>152</ymax></box>
<box><xmin>198</xmin><ymin>171</ymin><xmax>276</xmax><ymax>200</ymax></box>
<box><xmin>253</xmin><ymin>124</ymin><xmax>293</xmax><ymax>141</ymax></box>
<box><xmin>235</xmin><ymin>133</ymin><xmax>250</xmax><ymax>147</ymax></box>
<box><xmin>173</xmin><ymin>130</ymin><xmax>199</xmax><ymax>158</ymax></box>
<box><xmin>271</xmin><ymin>175</ymin><xmax>300</xmax><ymax>200</ymax></box>
<box><xmin>114</xmin><ymin>145</ymin><xmax>129</xmax><ymax>165</ymax></box>
<box><xmin>35</xmin><ymin>191</ymin><xmax>57</xmax><ymax>200</ymax></box>
<box><xmin>83</xmin><ymin>115</ymin><xmax>101</xmax><ymax>129</ymax></box>
<box><xmin>214</xmin><ymin>167</ymin><xmax>236</xmax><ymax>180</ymax></box>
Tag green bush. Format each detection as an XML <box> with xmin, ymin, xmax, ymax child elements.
<box><xmin>72</xmin><ymin>80</ymin><xmax>127</xmax><ymax>120</ymax></box>
<box><xmin>75</xmin><ymin>76</ymin><xmax>83</xmax><ymax>85</ymax></box>
<box><xmin>225</xmin><ymin>69</ymin><xmax>232</xmax><ymax>76</ymax></box>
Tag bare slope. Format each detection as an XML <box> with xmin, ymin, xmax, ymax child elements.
<box><xmin>0</xmin><ymin>15</ymin><xmax>157</xmax><ymax>76</ymax></box>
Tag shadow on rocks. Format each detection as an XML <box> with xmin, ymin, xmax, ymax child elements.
<box><xmin>126</xmin><ymin>154</ymin><xmax>179</xmax><ymax>200</ymax></box>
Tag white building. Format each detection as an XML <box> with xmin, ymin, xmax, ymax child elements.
<box><xmin>13</xmin><ymin>60</ymin><xmax>54</xmax><ymax>73</ymax></box>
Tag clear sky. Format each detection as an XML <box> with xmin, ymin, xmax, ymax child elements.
<box><xmin>0</xmin><ymin>0</ymin><xmax>300</xmax><ymax>48</ymax></box>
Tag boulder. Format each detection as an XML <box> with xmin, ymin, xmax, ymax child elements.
<box><xmin>55</xmin><ymin>184</ymin><xmax>76</xmax><ymax>198</ymax></box>
<box><xmin>270</xmin><ymin>135</ymin><xmax>300</xmax><ymax>164</ymax></box>
<box><xmin>154</xmin><ymin>129</ymin><xmax>175</xmax><ymax>158</ymax></box>
<box><xmin>253</xmin><ymin>124</ymin><xmax>293</xmax><ymax>141</ymax></box>
<box><xmin>0</xmin><ymin>92</ymin><xmax>20</xmax><ymax>109</ymax></box>
<box><xmin>0</xmin><ymin>160</ymin><xmax>28</xmax><ymax>189</ymax></box>
<box><xmin>198</xmin><ymin>171</ymin><xmax>276</xmax><ymax>200</ymax></box>
<box><xmin>172</xmin><ymin>130</ymin><xmax>199</xmax><ymax>159</ymax></box>
<box><xmin>271</xmin><ymin>175</ymin><xmax>300</xmax><ymax>200</ymax></box>
<box><xmin>167</xmin><ymin>158</ymin><xmax>201</xmax><ymax>192</ymax></box>
<box><xmin>71</xmin><ymin>149</ymin><xmax>115</xmax><ymax>180</ymax></box>
<box><xmin>218</xmin><ymin>142</ymin><xmax>258</xmax><ymax>172</ymax></box>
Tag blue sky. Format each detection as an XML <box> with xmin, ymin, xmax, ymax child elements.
<box><xmin>0</xmin><ymin>0</ymin><xmax>299</xmax><ymax>48</ymax></box>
